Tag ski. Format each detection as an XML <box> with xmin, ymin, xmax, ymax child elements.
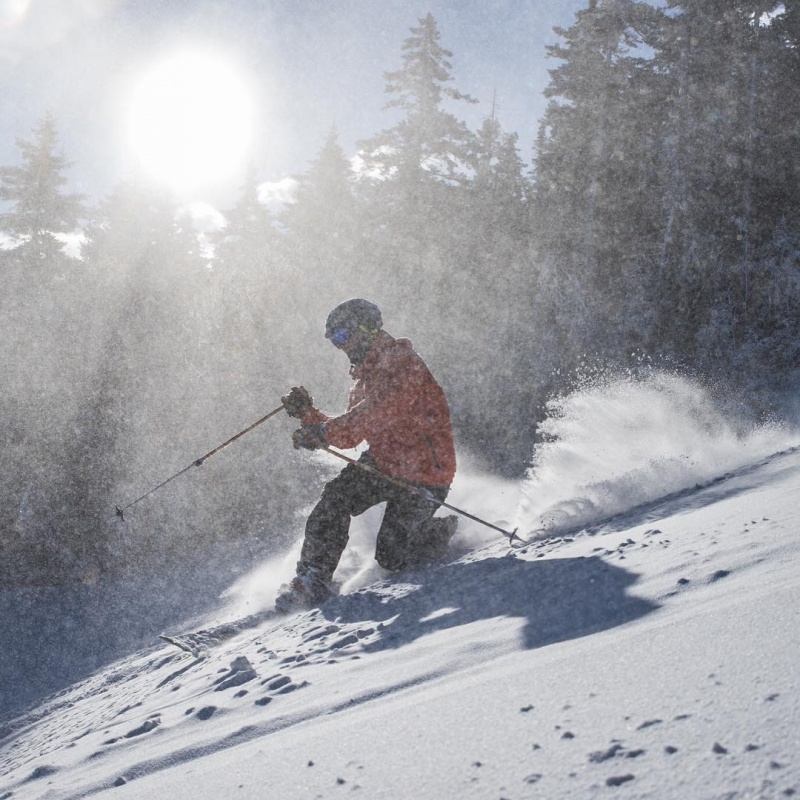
<box><xmin>159</xmin><ymin>608</ymin><xmax>281</xmax><ymax>658</ymax></box>
<box><xmin>158</xmin><ymin>633</ymin><xmax>208</xmax><ymax>659</ymax></box>
<box><xmin>158</xmin><ymin>518</ymin><xmax>482</xmax><ymax>657</ymax></box>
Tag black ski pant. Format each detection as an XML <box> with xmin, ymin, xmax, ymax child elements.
<box><xmin>298</xmin><ymin>453</ymin><xmax>449</xmax><ymax>585</ymax></box>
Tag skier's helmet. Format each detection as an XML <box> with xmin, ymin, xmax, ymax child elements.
<box><xmin>325</xmin><ymin>299</ymin><xmax>382</xmax><ymax>344</ymax></box>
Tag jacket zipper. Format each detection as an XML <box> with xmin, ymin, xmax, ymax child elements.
<box><xmin>425</xmin><ymin>435</ymin><xmax>443</xmax><ymax>471</ymax></box>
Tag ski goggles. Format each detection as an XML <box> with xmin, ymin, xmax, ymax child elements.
<box><xmin>327</xmin><ymin>322</ymin><xmax>376</xmax><ymax>347</ymax></box>
<box><xmin>328</xmin><ymin>326</ymin><xmax>351</xmax><ymax>347</ymax></box>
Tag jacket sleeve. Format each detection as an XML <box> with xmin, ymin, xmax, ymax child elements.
<box><xmin>322</xmin><ymin>349</ymin><xmax>428</xmax><ymax>450</ymax></box>
<box><xmin>297</xmin><ymin>387</ymin><xmax>364</xmax><ymax>448</ymax></box>
<box><xmin>299</xmin><ymin>407</ymin><xmax>331</xmax><ymax>426</ymax></box>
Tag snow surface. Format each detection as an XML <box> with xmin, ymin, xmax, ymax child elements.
<box><xmin>1</xmin><ymin>375</ymin><xmax>799</xmax><ymax>799</ymax></box>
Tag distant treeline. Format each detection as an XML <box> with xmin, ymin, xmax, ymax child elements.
<box><xmin>2</xmin><ymin>4</ymin><xmax>799</xmax><ymax>586</ymax></box>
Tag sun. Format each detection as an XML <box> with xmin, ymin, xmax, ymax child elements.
<box><xmin>128</xmin><ymin>51</ymin><xmax>254</xmax><ymax>194</ymax></box>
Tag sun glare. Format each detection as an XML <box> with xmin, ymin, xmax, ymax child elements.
<box><xmin>128</xmin><ymin>51</ymin><xmax>254</xmax><ymax>194</ymax></box>
<box><xmin>0</xmin><ymin>0</ymin><xmax>30</xmax><ymax>28</ymax></box>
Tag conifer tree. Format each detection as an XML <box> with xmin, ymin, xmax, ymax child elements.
<box><xmin>473</xmin><ymin>114</ymin><xmax>529</xmax><ymax>237</ymax></box>
<box><xmin>356</xmin><ymin>10</ymin><xmax>478</xmax><ymax>265</ymax></box>
<box><xmin>80</xmin><ymin>180</ymin><xmax>214</xmax><ymax>567</ymax></box>
<box><xmin>282</xmin><ymin>126</ymin><xmax>360</xmax><ymax>302</ymax></box>
<box><xmin>213</xmin><ymin>163</ymin><xmax>277</xmax><ymax>273</ymax></box>
<box><xmin>0</xmin><ymin>115</ymin><xmax>91</xmax><ymax>583</ymax></box>
<box><xmin>207</xmin><ymin>164</ymin><xmax>288</xmax><ymax>405</ymax></box>
<box><xmin>652</xmin><ymin>0</ymin><xmax>788</xmax><ymax>355</ymax></box>
<box><xmin>533</xmin><ymin>0</ymin><xmax>660</xmax><ymax>363</ymax></box>
<box><xmin>355</xmin><ymin>13</ymin><xmax>478</xmax><ymax>312</ymax></box>
<box><xmin>449</xmin><ymin>113</ymin><xmax>537</xmax><ymax>471</ymax></box>
<box><xmin>283</xmin><ymin>127</ymin><xmax>355</xmax><ymax>244</ymax></box>
<box><xmin>0</xmin><ymin>113</ymin><xmax>85</xmax><ymax>258</ymax></box>
<box><xmin>530</xmin><ymin>0</ymin><xmax>800</xmax><ymax>388</ymax></box>
<box><xmin>359</xmin><ymin>13</ymin><xmax>477</xmax><ymax>189</ymax></box>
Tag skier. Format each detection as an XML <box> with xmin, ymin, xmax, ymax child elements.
<box><xmin>276</xmin><ymin>298</ymin><xmax>458</xmax><ymax>612</ymax></box>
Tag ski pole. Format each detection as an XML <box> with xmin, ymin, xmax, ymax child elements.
<box><xmin>115</xmin><ymin>404</ymin><xmax>286</xmax><ymax>520</ymax></box>
<box><xmin>321</xmin><ymin>446</ymin><xmax>522</xmax><ymax>544</ymax></box>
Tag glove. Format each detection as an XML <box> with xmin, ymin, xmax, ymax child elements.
<box><xmin>282</xmin><ymin>386</ymin><xmax>314</xmax><ymax>419</ymax></box>
<box><xmin>292</xmin><ymin>424</ymin><xmax>327</xmax><ymax>451</ymax></box>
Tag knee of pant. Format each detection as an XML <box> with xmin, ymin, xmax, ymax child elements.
<box><xmin>376</xmin><ymin>554</ymin><xmax>405</xmax><ymax>572</ymax></box>
<box><xmin>375</xmin><ymin>544</ymin><xmax>406</xmax><ymax>572</ymax></box>
<box><xmin>308</xmin><ymin>491</ymin><xmax>350</xmax><ymax>523</ymax></box>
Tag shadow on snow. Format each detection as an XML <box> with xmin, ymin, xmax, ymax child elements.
<box><xmin>322</xmin><ymin>553</ymin><xmax>658</xmax><ymax>653</ymax></box>
<box><xmin>0</xmin><ymin>563</ymin><xmax>237</xmax><ymax>722</ymax></box>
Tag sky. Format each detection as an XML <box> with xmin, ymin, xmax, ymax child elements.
<box><xmin>0</xmin><ymin>0</ymin><xmax>587</xmax><ymax>211</ymax></box>
<box><xmin>1</xmin><ymin>372</ymin><xmax>798</xmax><ymax>798</ymax></box>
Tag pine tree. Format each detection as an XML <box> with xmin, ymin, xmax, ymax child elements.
<box><xmin>0</xmin><ymin>113</ymin><xmax>85</xmax><ymax>258</ymax></box>
<box><xmin>355</xmin><ymin>13</ymin><xmax>478</xmax><ymax>310</ymax></box>
<box><xmin>281</xmin><ymin>126</ymin><xmax>360</xmax><ymax>304</ymax></box>
<box><xmin>207</xmin><ymin>164</ymin><xmax>289</xmax><ymax>404</ymax></box>
<box><xmin>533</xmin><ymin>0</ymin><xmax>661</xmax><ymax>364</ymax></box>
<box><xmin>473</xmin><ymin>113</ymin><xmax>530</xmax><ymax>238</ymax></box>
<box><xmin>652</xmin><ymin>0</ymin><xmax>790</xmax><ymax>356</ymax></box>
<box><xmin>283</xmin><ymin>127</ymin><xmax>356</xmax><ymax>244</ymax></box>
<box><xmin>359</xmin><ymin>13</ymin><xmax>477</xmax><ymax>189</ymax></box>
<box><xmin>213</xmin><ymin>163</ymin><xmax>277</xmax><ymax>272</ymax></box>
<box><xmin>0</xmin><ymin>116</ymin><xmax>91</xmax><ymax>583</ymax></box>
<box><xmin>80</xmin><ymin>180</ymin><xmax>215</xmax><ymax>568</ymax></box>
<box><xmin>356</xmin><ymin>10</ymin><xmax>478</xmax><ymax>261</ymax></box>
<box><xmin>530</xmin><ymin>0</ymin><xmax>800</xmax><ymax>387</ymax></box>
<box><xmin>448</xmin><ymin>112</ymin><xmax>538</xmax><ymax>472</ymax></box>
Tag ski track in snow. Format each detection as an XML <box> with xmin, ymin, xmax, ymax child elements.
<box><xmin>1</xmin><ymin>376</ymin><xmax>799</xmax><ymax>799</ymax></box>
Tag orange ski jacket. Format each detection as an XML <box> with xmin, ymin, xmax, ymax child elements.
<box><xmin>303</xmin><ymin>330</ymin><xmax>456</xmax><ymax>487</ymax></box>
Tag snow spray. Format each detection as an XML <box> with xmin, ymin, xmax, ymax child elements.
<box><xmin>516</xmin><ymin>370</ymin><xmax>800</xmax><ymax>537</ymax></box>
<box><xmin>221</xmin><ymin>455</ymin><xmax>522</xmax><ymax>613</ymax></box>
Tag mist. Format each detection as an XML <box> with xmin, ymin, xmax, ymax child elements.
<box><xmin>2</xmin><ymin>0</ymin><xmax>800</xmax><ymax>721</ymax></box>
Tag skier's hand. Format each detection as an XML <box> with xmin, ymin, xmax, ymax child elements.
<box><xmin>282</xmin><ymin>386</ymin><xmax>314</xmax><ymax>419</ymax></box>
<box><xmin>292</xmin><ymin>423</ymin><xmax>327</xmax><ymax>450</ymax></box>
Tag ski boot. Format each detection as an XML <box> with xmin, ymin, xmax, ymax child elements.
<box><xmin>275</xmin><ymin>568</ymin><xmax>332</xmax><ymax>613</ymax></box>
<box><xmin>404</xmin><ymin>515</ymin><xmax>459</xmax><ymax>568</ymax></box>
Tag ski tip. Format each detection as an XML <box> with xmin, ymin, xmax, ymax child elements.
<box><xmin>159</xmin><ymin>633</ymin><xmax>202</xmax><ymax>657</ymax></box>
<box><xmin>159</xmin><ymin>632</ymin><xmax>217</xmax><ymax>660</ymax></box>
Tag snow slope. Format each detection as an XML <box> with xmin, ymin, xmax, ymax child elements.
<box><xmin>1</xmin><ymin>375</ymin><xmax>799</xmax><ymax>799</ymax></box>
